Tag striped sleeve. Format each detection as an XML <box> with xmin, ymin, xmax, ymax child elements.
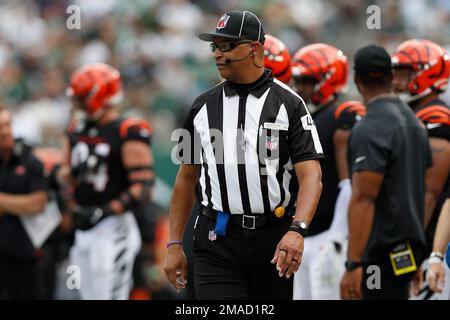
<box><xmin>416</xmin><ymin>105</ymin><xmax>450</xmax><ymax>140</ymax></box>
<box><xmin>177</xmin><ymin>102</ymin><xmax>203</xmax><ymax>165</ymax></box>
<box><xmin>334</xmin><ymin>101</ymin><xmax>367</xmax><ymax>130</ymax></box>
<box><xmin>288</xmin><ymin>100</ymin><xmax>324</xmax><ymax>164</ymax></box>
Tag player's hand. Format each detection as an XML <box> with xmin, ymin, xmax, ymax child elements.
<box><xmin>409</xmin><ymin>266</ymin><xmax>423</xmax><ymax>296</ymax></box>
<box><xmin>271</xmin><ymin>231</ymin><xmax>304</xmax><ymax>279</ymax></box>
<box><xmin>340</xmin><ymin>268</ymin><xmax>363</xmax><ymax>300</ymax></box>
<box><xmin>427</xmin><ymin>261</ymin><xmax>445</xmax><ymax>293</ymax></box>
<box><xmin>73</xmin><ymin>205</ymin><xmax>113</xmax><ymax>231</ymax></box>
<box><xmin>163</xmin><ymin>245</ymin><xmax>187</xmax><ymax>293</ymax></box>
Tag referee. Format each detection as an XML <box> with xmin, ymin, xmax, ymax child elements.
<box><xmin>164</xmin><ymin>10</ymin><xmax>323</xmax><ymax>300</ymax></box>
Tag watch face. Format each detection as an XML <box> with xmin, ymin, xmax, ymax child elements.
<box><xmin>300</xmin><ymin>222</ymin><xmax>307</xmax><ymax>230</ymax></box>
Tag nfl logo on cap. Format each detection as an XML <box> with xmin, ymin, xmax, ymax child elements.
<box><xmin>216</xmin><ymin>14</ymin><xmax>230</xmax><ymax>29</ymax></box>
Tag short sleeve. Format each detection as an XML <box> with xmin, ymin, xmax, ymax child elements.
<box><xmin>416</xmin><ymin>105</ymin><xmax>450</xmax><ymax>141</ymax></box>
<box><xmin>348</xmin><ymin>126</ymin><xmax>390</xmax><ymax>174</ymax></box>
<box><xmin>334</xmin><ymin>101</ymin><xmax>367</xmax><ymax>130</ymax></box>
<box><xmin>177</xmin><ymin>105</ymin><xmax>202</xmax><ymax>165</ymax></box>
<box><xmin>288</xmin><ymin>100</ymin><xmax>324</xmax><ymax>164</ymax></box>
<box><xmin>119</xmin><ymin>118</ymin><xmax>152</xmax><ymax>145</ymax></box>
<box><xmin>27</xmin><ymin>155</ymin><xmax>48</xmax><ymax>193</ymax></box>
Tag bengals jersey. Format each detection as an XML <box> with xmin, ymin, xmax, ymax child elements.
<box><xmin>67</xmin><ymin>117</ymin><xmax>152</xmax><ymax>207</ymax></box>
<box><xmin>308</xmin><ymin>101</ymin><xmax>366</xmax><ymax>236</ymax></box>
<box><xmin>415</xmin><ymin>99</ymin><xmax>450</xmax><ymax>252</ymax></box>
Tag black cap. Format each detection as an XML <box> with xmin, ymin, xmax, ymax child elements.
<box><xmin>199</xmin><ymin>10</ymin><xmax>265</xmax><ymax>44</ymax></box>
<box><xmin>354</xmin><ymin>45</ymin><xmax>392</xmax><ymax>78</ymax></box>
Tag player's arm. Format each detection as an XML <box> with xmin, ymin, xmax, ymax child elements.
<box><xmin>424</xmin><ymin>137</ymin><xmax>450</xmax><ymax>227</ymax></box>
<box><xmin>333</xmin><ymin>101</ymin><xmax>366</xmax><ymax>180</ymax></box>
<box><xmin>329</xmin><ymin>102</ymin><xmax>366</xmax><ymax>240</ymax></box>
<box><xmin>334</xmin><ymin>128</ymin><xmax>351</xmax><ymax>180</ymax></box>
<box><xmin>56</xmin><ymin>136</ymin><xmax>74</xmax><ymax>188</ymax></box>
<box><xmin>110</xmin><ymin>120</ymin><xmax>154</xmax><ymax>214</ymax></box>
<box><xmin>428</xmin><ymin>198</ymin><xmax>450</xmax><ymax>293</ymax></box>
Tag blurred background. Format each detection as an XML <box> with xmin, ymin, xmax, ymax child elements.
<box><xmin>1</xmin><ymin>0</ymin><xmax>449</xmax><ymax>299</ymax></box>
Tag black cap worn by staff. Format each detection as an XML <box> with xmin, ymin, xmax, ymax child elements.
<box><xmin>354</xmin><ymin>44</ymin><xmax>392</xmax><ymax>78</ymax></box>
<box><xmin>199</xmin><ymin>10</ymin><xmax>265</xmax><ymax>44</ymax></box>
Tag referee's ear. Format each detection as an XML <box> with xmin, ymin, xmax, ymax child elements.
<box><xmin>252</xmin><ymin>42</ymin><xmax>264</xmax><ymax>58</ymax></box>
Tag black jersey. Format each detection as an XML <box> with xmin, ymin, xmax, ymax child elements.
<box><xmin>308</xmin><ymin>101</ymin><xmax>366</xmax><ymax>236</ymax></box>
<box><xmin>68</xmin><ymin>117</ymin><xmax>152</xmax><ymax>207</ymax></box>
<box><xmin>414</xmin><ymin>99</ymin><xmax>450</xmax><ymax>253</ymax></box>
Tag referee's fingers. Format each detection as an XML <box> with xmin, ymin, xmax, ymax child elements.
<box><xmin>285</xmin><ymin>258</ymin><xmax>301</xmax><ymax>279</ymax></box>
<box><xmin>276</xmin><ymin>249</ymin><xmax>288</xmax><ymax>276</ymax></box>
<box><xmin>163</xmin><ymin>252</ymin><xmax>186</xmax><ymax>292</ymax></box>
<box><xmin>271</xmin><ymin>244</ymin><xmax>281</xmax><ymax>264</ymax></box>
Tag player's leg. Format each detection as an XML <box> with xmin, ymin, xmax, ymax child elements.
<box><xmin>309</xmin><ymin>230</ymin><xmax>346</xmax><ymax>299</ymax></box>
<box><xmin>293</xmin><ymin>236</ymin><xmax>312</xmax><ymax>300</ymax></box>
<box><xmin>69</xmin><ymin>230</ymin><xmax>93</xmax><ymax>299</ymax></box>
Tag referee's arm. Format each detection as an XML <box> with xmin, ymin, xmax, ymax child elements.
<box><xmin>164</xmin><ymin>163</ymin><xmax>200</xmax><ymax>292</ymax></box>
<box><xmin>272</xmin><ymin>159</ymin><xmax>322</xmax><ymax>279</ymax></box>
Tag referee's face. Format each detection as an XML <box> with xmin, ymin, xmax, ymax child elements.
<box><xmin>212</xmin><ymin>37</ymin><xmax>254</xmax><ymax>80</ymax></box>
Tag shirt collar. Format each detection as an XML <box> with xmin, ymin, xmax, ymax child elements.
<box><xmin>223</xmin><ymin>69</ymin><xmax>273</xmax><ymax>98</ymax></box>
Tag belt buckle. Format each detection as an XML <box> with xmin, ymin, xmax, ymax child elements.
<box><xmin>242</xmin><ymin>215</ymin><xmax>256</xmax><ymax>230</ymax></box>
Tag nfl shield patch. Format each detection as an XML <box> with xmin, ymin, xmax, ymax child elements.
<box><xmin>217</xmin><ymin>14</ymin><xmax>230</xmax><ymax>29</ymax></box>
<box><xmin>208</xmin><ymin>230</ymin><xmax>217</xmax><ymax>241</ymax></box>
<box><xmin>265</xmin><ymin>136</ymin><xmax>279</xmax><ymax>151</ymax></box>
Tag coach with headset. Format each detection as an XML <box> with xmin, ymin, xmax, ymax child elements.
<box><xmin>164</xmin><ymin>10</ymin><xmax>323</xmax><ymax>299</ymax></box>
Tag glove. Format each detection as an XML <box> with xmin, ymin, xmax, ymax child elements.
<box><xmin>73</xmin><ymin>205</ymin><xmax>113</xmax><ymax>231</ymax></box>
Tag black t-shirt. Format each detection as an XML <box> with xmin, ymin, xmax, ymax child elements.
<box><xmin>308</xmin><ymin>101</ymin><xmax>365</xmax><ymax>236</ymax></box>
<box><xmin>67</xmin><ymin>117</ymin><xmax>152</xmax><ymax>207</ymax></box>
<box><xmin>0</xmin><ymin>140</ymin><xmax>47</xmax><ymax>259</ymax></box>
<box><xmin>348</xmin><ymin>96</ymin><xmax>431</xmax><ymax>260</ymax></box>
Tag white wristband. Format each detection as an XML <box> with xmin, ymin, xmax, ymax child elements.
<box><xmin>429</xmin><ymin>256</ymin><xmax>444</xmax><ymax>265</ymax></box>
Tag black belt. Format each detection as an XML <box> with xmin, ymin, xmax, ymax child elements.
<box><xmin>201</xmin><ymin>206</ymin><xmax>293</xmax><ymax>230</ymax></box>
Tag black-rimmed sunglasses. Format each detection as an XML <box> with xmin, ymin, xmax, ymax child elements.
<box><xmin>210</xmin><ymin>40</ymin><xmax>252</xmax><ymax>53</ymax></box>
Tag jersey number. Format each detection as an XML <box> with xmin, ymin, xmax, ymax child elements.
<box><xmin>71</xmin><ymin>142</ymin><xmax>110</xmax><ymax>192</ymax></box>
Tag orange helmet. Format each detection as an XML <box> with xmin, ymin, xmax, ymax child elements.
<box><xmin>263</xmin><ymin>34</ymin><xmax>292</xmax><ymax>84</ymax></box>
<box><xmin>66</xmin><ymin>63</ymin><xmax>123</xmax><ymax>120</ymax></box>
<box><xmin>292</xmin><ymin>43</ymin><xmax>348</xmax><ymax>106</ymax></box>
<box><xmin>392</xmin><ymin>39</ymin><xmax>450</xmax><ymax>101</ymax></box>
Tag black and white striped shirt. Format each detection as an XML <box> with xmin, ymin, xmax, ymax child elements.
<box><xmin>179</xmin><ymin>70</ymin><xmax>323</xmax><ymax>215</ymax></box>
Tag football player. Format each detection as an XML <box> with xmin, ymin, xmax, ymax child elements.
<box><xmin>291</xmin><ymin>44</ymin><xmax>366</xmax><ymax>299</ymax></box>
<box><xmin>263</xmin><ymin>34</ymin><xmax>292</xmax><ymax>84</ymax></box>
<box><xmin>57</xmin><ymin>63</ymin><xmax>154</xmax><ymax>299</ymax></box>
<box><xmin>392</xmin><ymin>39</ymin><xmax>450</xmax><ymax>300</ymax></box>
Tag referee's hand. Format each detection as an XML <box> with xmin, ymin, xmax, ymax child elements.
<box><xmin>271</xmin><ymin>231</ymin><xmax>304</xmax><ymax>279</ymax></box>
<box><xmin>163</xmin><ymin>246</ymin><xmax>188</xmax><ymax>293</ymax></box>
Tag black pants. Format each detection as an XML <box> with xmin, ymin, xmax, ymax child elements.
<box><xmin>0</xmin><ymin>258</ymin><xmax>38</xmax><ymax>300</ymax></box>
<box><xmin>193</xmin><ymin>213</ymin><xmax>293</xmax><ymax>300</ymax></box>
<box><xmin>361</xmin><ymin>255</ymin><xmax>416</xmax><ymax>300</ymax></box>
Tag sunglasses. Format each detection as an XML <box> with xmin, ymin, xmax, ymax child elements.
<box><xmin>210</xmin><ymin>40</ymin><xmax>252</xmax><ymax>53</ymax></box>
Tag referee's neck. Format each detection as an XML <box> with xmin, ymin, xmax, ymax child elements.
<box><xmin>227</xmin><ymin>68</ymin><xmax>265</xmax><ymax>85</ymax></box>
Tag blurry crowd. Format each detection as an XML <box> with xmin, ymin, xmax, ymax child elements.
<box><xmin>1</xmin><ymin>0</ymin><xmax>450</xmax><ymax>158</ymax></box>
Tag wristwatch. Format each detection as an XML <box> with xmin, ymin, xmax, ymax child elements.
<box><xmin>345</xmin><ymin>260</ymin><xmax>363</xmax><ymax>271</ymax></box>
<box><xmin>289</xmin><ymin>220</ymin><xmax>308</xmax><ymax>237</ymax></box>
